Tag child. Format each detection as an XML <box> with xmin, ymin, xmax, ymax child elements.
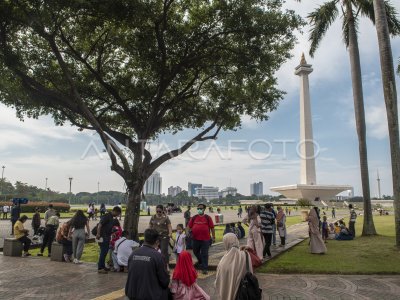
<box><xmin>170</xmin><ymin>251</ymin><xmax>210</xmax><ymax>300</ymax></box>
<box><xmin>321</xmin><ymin>216</ymin><xmax>329</xmax><ymax>243</ymax></box>
<box><xmin>334</xmin><ymin>222</ymin><xmax>341</xmax><ymax>236</ymax></box>
<box><xmin>173</xmin><ymin>224</ymin><xmax>186</xmax><ymax>261</ymax></box>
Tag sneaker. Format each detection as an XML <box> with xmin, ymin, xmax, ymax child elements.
<box><xmin>104</xmin><ymin>267</ymin><xmax>111</xmax><ymax>272</ymax></box>
<box><xmin>63</xmin><ymin>254</ymin><xmax>71</xmax><ymax>262</ymax></box>
<box><xmin>98</xmin><ymin>269</ymin><xmax>108</xmax><ymax>274</ymax></box>
<box><xmin>73</xmin><ymin>258</ymin><xmax>82</xmax><ymax>264</ymax></box>
<box><xmin>37</xmin><ymin>253</ymin><xmax>43</xmax><ymax>256</ymax></box>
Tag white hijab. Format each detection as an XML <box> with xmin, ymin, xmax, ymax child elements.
<box><xmin>215</xmin><ymin>233</ymin><xmax>253</xmax><ymax>300</ymax></box>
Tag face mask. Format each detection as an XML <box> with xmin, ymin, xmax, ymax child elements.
<box><xmin>197</xmin><ymin>209</ymin><xmax>204</xmax><ymax>215</ymax></box>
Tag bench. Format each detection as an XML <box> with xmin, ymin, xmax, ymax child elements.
<box><xmin>50</xmin><ymin>242</ymin><xmax>66</xmax><ymax>262</ymax></box>
<box><xmin>3</xmin><ymin>238</ymin><xmax>23</xmax><ymax>257</ymax></box>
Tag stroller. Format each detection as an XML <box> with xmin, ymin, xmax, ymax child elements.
<box><xmin>32</xmin><ymin>226</ymin><xmax>46</xmax><ymax>244</ymax></box>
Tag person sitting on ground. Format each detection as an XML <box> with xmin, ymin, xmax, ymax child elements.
<box><xmin>230</xmin><ymin>223</ymin><xmax>240</xmax><ymax>238</ymax></box>
<box><xmin>215</xmin><ymin>233</ymin><xmax>253</xmax><ymax>300</ymax></box>
<box><xmin>38</xmin><ymin>212</ymin><xmax>60</xmax><ymax>257</ymax></box>
<box><xmin>237</xmin><ymin>222</ymin><xmax>245</xmax><ymax>239</ymax></box>
<box><xmin>334</xmin><ymin>222</ymin><xmax>341</xmax><ymax>236</ymax></box>
<box><xmin>14</xmin><ymin>215</ymin><xmax>32</xmax><ymax>257</ymax></box>
<box><xmin>170</xmin><ymin>250</ymin><xmax>210</xmax><ymax>300</ymax></box>
<box><xmin>336</xmin><ymin>220</ymin><xmax>354</xmax><ymax>240</ymax></box>
<box><xmin>56</xmin><ymin>220</ymin><xmax>73</xmax><ymax>262</ymax></box>
<box><xmin>112</xmin><ymin>231</ymin><xmax>139</xmax><ymax>272</ymax></box>
<box><xmin>125</xmin><ymin>229</ymin><xmax>170</xmax><ymax>300</ymax></box>
<box><xmin>223</xmin><ymin>223</ymin><xmax>233</xmax><ymax>236</ymax></box>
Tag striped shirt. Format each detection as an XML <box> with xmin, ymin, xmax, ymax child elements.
<box><xmin>260</xmin><ymin>210</ymin><xmax>275</xmax><ymax>234</ymax></box>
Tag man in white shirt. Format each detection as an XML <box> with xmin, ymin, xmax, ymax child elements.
<box><xmin>112</xmin><ymin>231</ymin><xmax>139</xmax><ymax>272</ymax></box>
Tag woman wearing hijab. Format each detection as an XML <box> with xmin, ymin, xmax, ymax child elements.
<box><xmin>170</xmin><ymin>251</ymin><xmax>210</xmax><ymax>300</ymax></box>
<box><xmin>308</xmin><ymin>207</ymin><xmax>327</xmax><ymax>254</ymax></box>
<box><xmin>215</xmin><ymin>233</ymin><xmax>254</xmax><ymax>300</ymax></box>
<box><xmin>243</xmin><ymin>205</ymin><xmax>264</xmax><ymax>259</ymax></box>
<box><xmin>276</xmin><ymin>206</ymin><xmax>286</xmax><ymax>247</ymax></box>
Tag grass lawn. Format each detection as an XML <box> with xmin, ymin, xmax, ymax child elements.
<box><xmin>258</xmin><ymin>215</ymin><xmax>400</xmax><ymax>274</ymax></box>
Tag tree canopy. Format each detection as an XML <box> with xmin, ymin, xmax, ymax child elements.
<box><xmin>0</xmin><ymin>0</ymin><xmax>303</xmax><ymax>236</ymax></box>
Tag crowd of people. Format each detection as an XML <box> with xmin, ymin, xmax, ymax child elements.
<box><xmin>7</xmin><ymin>201</ymin><xmax>366</xmax><ymax>299</ymax></box>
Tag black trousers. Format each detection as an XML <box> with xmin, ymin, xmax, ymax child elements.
<box><xmin>18</xmin><ymin>236</ymin><xmax>32</xmax><ymax>252</ymax></box>
<box><xmin>280</xmin><ymin>236</ymin><xmax>286</xmax><ymax>245</ymax></box>
<box><xmin>41</xmin><ymin>226</ymin><xmax>56</xmax><ymax>253</ymax></box>
<box><xmin>263</xmin><ymin>233</ymin><xmax>273</xmax><ymax>257</ymax></box>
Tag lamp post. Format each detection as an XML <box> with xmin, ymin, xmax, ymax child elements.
<box><xmin>68</xmin><ymin>177</ymin><xmax>73</xmax><ymax>205</ymax></box>
<box><xmin>97</xmin><ymin>181</ymin><xmax>100</xmax><ymax>205</ymax></box>
<box><xmin>1</xmin><ymin>166</ymin><xmax>5</xmax><ymax>200</ymax></box>
<box><xmin>45</xmin><ymin>178</ymin><xmax>48</xmax><ymax>201</ymax></box>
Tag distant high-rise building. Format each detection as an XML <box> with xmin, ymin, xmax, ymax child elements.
<box><xmin>188</xmin><ymin>182</ymin><xmax>202</xmax><ymax>197</ymax></box>
<box><xmin>168</xmin><ymin>186</ymin><xmax>182</xmax><ymax>197</ymax></box>
<box><xmin>195</xmin><ymin>186</ymin><xmax>219</xmax><ymax>201</ymax></box>
<box><xmin>220</xmin><ymin>187</ymin><xmax>237</xmax><ymax>197</ymax></box>
<box><xmin>250</xmin><ymin>182</ymin><xmax>263</xmax><ymax>196</ymax></box>
<box><xmin>144</xmin><ymin>172</ymin><xmax>162</xmax><ymax>195</ymax></box>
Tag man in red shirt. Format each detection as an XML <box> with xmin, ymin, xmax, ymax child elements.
<box><xmin>188</xmin><ymin>203</ymin><xmax>215</xmax><ymax>274</ymax></box>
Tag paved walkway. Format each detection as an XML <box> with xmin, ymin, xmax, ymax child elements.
<box><xmin>3</xmin><ymin>211</ymin><xmax>396</xmax><ymax>300</ymax></box>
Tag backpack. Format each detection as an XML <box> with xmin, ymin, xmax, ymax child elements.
<box><xmin>235</xmin><ymin>251</ymin><xmax>262</xmax><ymax>300</ymax></box>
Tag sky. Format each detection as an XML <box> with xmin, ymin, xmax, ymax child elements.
<box><xmin>0</xmin><ymin>0</ymin><xmax>399</xmax><ymax>197</ymax></box>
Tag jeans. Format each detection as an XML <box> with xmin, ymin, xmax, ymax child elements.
<box><xmin>272</xmin><ymin>223</ymin><xmax>276</xmax><ymax>245</ymax></box>
<box><xmin>72</xmin><ymin>228</ymin><xmax>86</xmax><ymax>260</ymax></box>
<box><xmin>262</xmin><ymin>233</ymin><xmax>273</xmax><ymax>257</ymax></box>
<box><xmin>18</xmin><ymin>236</ymin><xmax>32</xmax><ymax>252</ymax></box>
<box><xmin>98</xmin><ymin>239</ymin><xmax>110</xmax><ymax>270</ymax></box>
<box><xmin>192</xmin><ymin>239</ymin><xmax>210</xmax><ymax>271</ymax></box>
<box><xmin>41</xmin><ymin>226</ymin><xmax>56</xmax><ymax>254</ymax></box>
<box><xmin>60</xmin><ymin>239</ymin><xmax>73</xmax><ymax>256</ymax></box>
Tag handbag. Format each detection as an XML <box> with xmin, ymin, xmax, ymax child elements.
<box><xmin>247</xmin><ymin>247</ymin><xmax>262</xmax><ymax>268</ymax></box>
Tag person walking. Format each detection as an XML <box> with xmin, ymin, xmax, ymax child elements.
<box><xmin>95</xmin><ymin>206</ymin><xmax>122</xmax><ymax>274</ymax></box>
<box><xmin>14</xmin><ymin>215</ymin><xmax>32</xmax><ymax>257</ymax></box>
<box><xmin>170</xmin><ymin>251</ymin><xmax>210</xmax><ymax>300</ymax></box>
<box><xmin>38</xmin><ymin>212</ymin><xmax>60</xmax><ymax>257</ymax></box>
<box><xmin>276</xmin><ymin>206</ymin><xmax>287</xmax><ymax>247</ymax></box>
<box><xmin>260</xmin><ymin>203</ymin><xmax>275</xmax><ymax>259</ymax></box>
<box><xmin>237</xmin><ymin>206</ymin><xmax>243</xmax><ymax>218</ymax></box>
<box><xmin>243</xmin><ymin>205</ymin><xmax>264</xmax><ymax>260</ymax></box>
<box><xmin>149</xmin><ymin>204</ymin><xmax>172</xmax><ymax>270</ymax></box>
<box><xmin>32</xmin><ymin>207</ymin><xmax>41</xmax><ymax>236</ymax></box>
<box><xmin>69</xmin><ymin>210</ymin><xmax>90</xmax><ymax>264</ymax></box>
<box><xmin>307</xmin><ymin>207</ymin><xmax>327</xmax><ymax>254</ymax></box>
<box><xmin>125</xmin><ymin>229</ymin><xmax>170</xmax><ymax>300</ymax></box>
<box><xmin>184</xmin><ymin>206</ymin><xmax>191</xmax><ymax>227</ymax></box>
<box><xmin>99</xmin><ymin>203</ymin><xmax>106</xmax><ymax>217</ymax></box>
<box><xmin>215</xmin><ymin>233</ymin><xmax>254</xmax><ymax>300</ymax></box>
<box><xmin>188</xmin><ymin>204</ymin><xmax>215</xmax><ymax>275</ymax></box>
<box><xmin>348</xmin><ymin>204</ymin><xmax>357</xmax><ymax>238</ymax></box>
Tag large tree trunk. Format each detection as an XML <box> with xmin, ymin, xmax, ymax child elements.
<box><xmin>373</xmin><ymin>0</ymin><xmax>400</xmax><ymax>246</ymax></box>
<box><xmin>123</xmin><ymin>184</ymin><xmax>143</xmax><ymax>240</ymax></box>
<box><xmin>346</xmin><ymin>5</ymin><xmax>377</xmax><ymax>235</ymax></box>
